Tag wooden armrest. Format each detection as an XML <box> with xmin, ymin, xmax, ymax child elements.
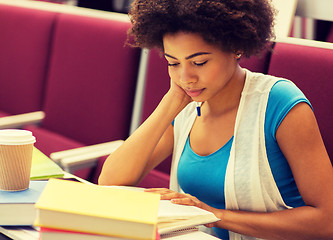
<box><xmin>50</xmin><ymin>140</ymin><xmax>124</xmax><ymax>172</ymax></box>
<box><xmin>0</xmin><ymin>111</ymin><xmax>45</xmax><ymax>129</ymax></box>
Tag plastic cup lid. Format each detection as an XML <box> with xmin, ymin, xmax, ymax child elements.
<box><xmin>0</xmin><ymin>129</ymin><xmax>36</xmax><ymax>145</ymax></box>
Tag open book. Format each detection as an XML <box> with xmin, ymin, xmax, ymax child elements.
<box><xmin>157</xmin><ymin>200</ymin><xmax>219</xmax><ymax>235</ymax></box>
<box><xmin>161</xmin><ymin>227</ymin><xmax>220</xmax><ymax>239</ymax></box>
<box><xmin>109</xmin><ymin>186</ymin><xmax>220</xmax><ymax>235</ymax></box>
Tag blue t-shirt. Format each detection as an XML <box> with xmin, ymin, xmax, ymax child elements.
<box><xmin>177</xmin><ymin>80</ymin><xmax>310</xmax><ymax>239</ymax></box>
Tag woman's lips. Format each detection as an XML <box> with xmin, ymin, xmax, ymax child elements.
<box><xmin>184</xmin><ymin>89</ymin><xmax>204</xmax><ymax>97</ymax></box>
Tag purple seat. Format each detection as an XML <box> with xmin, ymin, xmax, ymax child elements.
<box><xmin>0</xmin><ymin>112</ymin><xmax>10</xmax><ymax>118</ymax></box>
<box><xmin>239</xmin><ymin>45</ymin><xmax>273</xmax><ymax>74</ymax></box>
<box><xmin>141</xmin><ymin>49</ymin><xmax>170</xmax><ymax>121</ymax></box>
<box><xmin>142</xmin><ymin>49</ymin><xmax>172</xmax><ymax>170</ymax></box>
<box><xmin>268</xmin><ymin>41</ymin><xmax>333</xmax><ymax>163</ymax></box>
<box><xmin>136</xmin><ymin>49</ymin><xmax>171</xmax><ymax>188</ymax></box>
<box><xmin>0</xmin><ymin>4</ymin><xmax>55</xmax><ymax>116</ymax></box>
<box><xmin>25</xmin><ymin>12</ymin><xmax>140</xmax><ymax>180</ymax></box>
<box><xmin>139</xmin><ymin>170</ymin><xmax>170</xmax><ymax>189</ymax></box>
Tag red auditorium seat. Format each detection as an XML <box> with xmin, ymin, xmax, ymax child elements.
<box><xmin>268</xmin><ymin>41</ymin><xmax>333</xmax><ymax>163</ymax></box>
<box><xmin>0</xmin><ymin>4</ymin><xmax>56</xmax><ymax>117</ymax></box>
<box><xmin>25</xmin><ymin>12</ymin><xmax>140</xmax><ymax>180</ymax></box>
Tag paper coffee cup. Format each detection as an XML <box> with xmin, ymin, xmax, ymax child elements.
<box><xmin>0</xmin><ymin>129</ymin><xmax>36</xmax><ymax>191</ymax></box>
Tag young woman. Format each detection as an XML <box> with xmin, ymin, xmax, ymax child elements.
<box><xmin>99</xmin><ymin>0</ymin><xmax>333</xmax><ymax>239</ymax></box>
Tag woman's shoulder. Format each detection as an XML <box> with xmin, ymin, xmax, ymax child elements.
<box><xmin>266</xmin><ymin>79</ymin><xmax>311</xmax><ymax>140</ymax></box>
<box><xmin>245</xmin><ymin>69</ymin><xmax>309</xmax><ymax>102</ymax></box>
<box><xmin>269</xmin><ymin>79</ymin><xmax>309</xmax><ymax>105</ymax></box>
<box><xmin>243</xmin><ymin>69</ymin><xmax>282</xmax><ymax>94</ymax></box>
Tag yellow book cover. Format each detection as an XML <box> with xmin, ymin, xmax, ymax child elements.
<box><xmin>30</xmin><ymin>147</ymin><xmax>64</xmax><ymax>180</ymax></box>
<box><xmin>34</xmin><ymin>179</ymin><xmax>160</xmax><ymax>240</ymax></box>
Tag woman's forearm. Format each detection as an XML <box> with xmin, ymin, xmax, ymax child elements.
<box><xmin>214</xmin><ymin>205</ymin><xmax>333</xmax><ymax>240</ymax></box>
<box><xmin>98</xmin><ymin>92</ymin><xmax>188</xmax><ymax>186</ymax></box>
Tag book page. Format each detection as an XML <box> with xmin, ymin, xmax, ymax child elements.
<box><xmin>161</xmin><ymin>228</ymin><xmax>220</xmax><ymax>239</ymax></box>
<box><xmin>158</xmin><ymin>200</ymin><xmax>217</xmax><ymax>219</ymax></box>
<box><xmin>106</xmin><ymin>186</ymin><xmax>220</xmax><ymax>235</ymax></box>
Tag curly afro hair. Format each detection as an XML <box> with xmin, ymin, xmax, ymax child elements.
<box><xmin>128</xmin><ymin>0</ymin><xmax>276</xmax><ymax>57</ymax></box>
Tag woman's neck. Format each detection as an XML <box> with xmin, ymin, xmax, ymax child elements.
<box><xmin>203</xmin><ymin>65</ymin><xmax>246</xmax><ymax>117</ymax></box>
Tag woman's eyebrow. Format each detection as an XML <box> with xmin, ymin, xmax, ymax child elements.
<box><xmin>164</xmin><ymin>53</ymin><xmax>177</xmax><ymax>60</ymax></box>
<box><xmin>164</xmin><ymin>52</ymin><xmax>211</xmax><ymax>60</ymax></box>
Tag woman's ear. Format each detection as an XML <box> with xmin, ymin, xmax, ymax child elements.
<box><xmin>235</xmin><ymin>52</ymin><xmax>242</xmax><ymax>60</ymax></box>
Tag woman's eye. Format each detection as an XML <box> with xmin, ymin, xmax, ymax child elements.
<box><xmin>168</xmin><ymin>63</ymin><xmax>179</xmax><ymax>67</ymax></box>
<box><xmin>194</xmin><ymin>60</ymin><xmax>208</xmax><ymax>66</ymax></box>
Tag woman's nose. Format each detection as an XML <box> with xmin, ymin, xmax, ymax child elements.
<box><xmin>180</xmin><ymin>66</ymin><xmax>196</xmax><ymax>84</ymax></box>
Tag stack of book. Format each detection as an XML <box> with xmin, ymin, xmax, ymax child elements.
<box><xmin>103</xmin><ymin>186</ymin><xmax>221</xmax><ymax>239</ymax></box>
<box><xmin>34</xmin><ymin>179</ymin><xmax>161</xmax><ymax>240</ymax></box>
<box><xmin>0</xmin><ymin>180</ymin><xmax>48</xmax><ymax>226</ymax></box>
<box><xmin>0</xmin><ymin>147</ymin><xmax>64</xmax><ymax>227</ymax></box>
<box><xmin>1</xmin><ymin>147</ymin><xmax>220</xmax><ymax>240</ymax></box>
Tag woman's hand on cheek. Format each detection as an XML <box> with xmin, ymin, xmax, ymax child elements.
<box><xmin>168</xmin><ymin>79</ymin><xmax>192</xmax><ymax>107</ymax></box>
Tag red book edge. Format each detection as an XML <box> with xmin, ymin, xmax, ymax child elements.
<box><xmin>39</xmin><ymin>227</ymin><xmax>161</xmax><ymax>240</ymax></box>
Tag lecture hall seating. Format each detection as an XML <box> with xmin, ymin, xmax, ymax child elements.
<box><xmin>0</xmin><ymin>1</ymin><xmax>332</xmax><ymax>186</ymax></box>
<box><xmin>23</xmin><ymin>7</ymin><xmax>140</xmax><ymax>180</ymax></box>
<box><xmin>0</xmin><ymin>0</ymin><xmax>140</xmax><ymax>180</ymax></box>
<box><xmin>268</xmin><ymin>39</ymin><xmax>333</xmax><ymax>161</ymax></box>
<box><xmin>0</xmin><ymin>4</ymin><xmax>55</xmax><ymax>117</ymax></box>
